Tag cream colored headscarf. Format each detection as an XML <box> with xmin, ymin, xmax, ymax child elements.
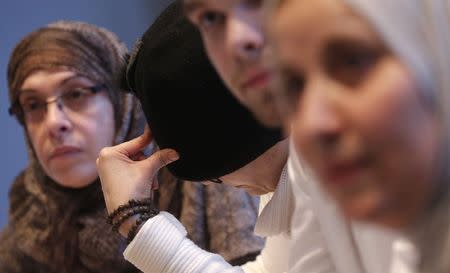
<box><xmin>316</xmin><ymin>2</ymin><xmax>450</xmax><ymax>272</ymax></box>
<box><xmin>269</xmin><ymin>1</ymin><xmax>450</xmax><ymax>272</ymax></box>
<box><xmin>342</xmin><ymin>0</ymin><xmax>450</xmax><ymax>127</ymax></box>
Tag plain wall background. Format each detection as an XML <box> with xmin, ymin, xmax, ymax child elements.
<box><xmin>0</xmin><ymin>0</ymin><xmax>172</xmax><ymax>228</ymax></box>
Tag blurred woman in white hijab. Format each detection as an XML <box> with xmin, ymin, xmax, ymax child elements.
<box><xmin>268</xmin><ymin>0</ymin><xmax>450</xmax><ymax>272</ymax></box>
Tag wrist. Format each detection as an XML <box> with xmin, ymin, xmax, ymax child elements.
<box><xmin>106</xmin><ymin>198</ymin><xmax>159</xmax><ymax>243</ymax></box>
<box><xmin>119</xmin><ymin>214</ymin><xmax>142</xmax><ymax>237</ymax></box>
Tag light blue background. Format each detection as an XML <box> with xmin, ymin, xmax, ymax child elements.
<box><xmin>0</xmin><ymin>0</ymin><xmax>171</xmax><ymax>228</ymax></box>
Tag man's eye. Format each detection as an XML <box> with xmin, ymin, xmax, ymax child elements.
<box><xmin>198</xmin><ymin>11</ymin><xmax>225</xmax><ymax>30</ymax></box>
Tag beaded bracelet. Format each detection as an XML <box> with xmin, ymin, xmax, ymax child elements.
<box><xmin>111</xmin><ymin>206</ymin><xmax>153</xmax><ymax>232</ymax></box>
<box><xmin>107</xmin><ymin>198</ymin><xmax>153</xmax><ymax>224</ymax></box>
<box><xmin>126</xmin><ymin>209</ymin><xmax>159</xmax><ymax>243</ymax></box>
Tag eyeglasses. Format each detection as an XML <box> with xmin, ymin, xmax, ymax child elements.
<box><xmin>9</xmin><ymin>84</ymin><xmax>106</xmax><ymax>124</ymax></box>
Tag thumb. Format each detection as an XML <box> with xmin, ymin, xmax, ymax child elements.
<box><xmin>138</xmin><ymin>148</ymin><xmax>179</xmax><ymax>175</ymax></box>
<box><xmin>115</xmin><ymin>129</ymin><xmax>153</xmax><ymax>158</ymax></box>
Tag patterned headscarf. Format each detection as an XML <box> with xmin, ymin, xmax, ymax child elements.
<box><xmin>1</xmin><ymin>21</ymin><xmax>145</xmax><ymax>273</ymax></box>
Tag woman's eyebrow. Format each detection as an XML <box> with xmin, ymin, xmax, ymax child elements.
<box><xmin>17</xmin><ymin>75</ymin><xmax>88</xmax><ymax>95</ymax></box>
<box><xmin>16</xmin><ymin>88</ymin><xmax>38</xmax><ymax>95</ymax></box>
<box><xmin>60</xmin><ymin>74</ymin><xmax>86</xmax><ymax>86</ymax></box>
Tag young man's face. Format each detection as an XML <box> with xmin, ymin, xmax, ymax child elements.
<box><xmin>184</xmin><ymin>0</ymin><xmax>281</xmax><ymax>127</ymax></box>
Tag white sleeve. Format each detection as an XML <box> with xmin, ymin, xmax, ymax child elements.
<box><xmin>241</xmin><ymin>234</ymin><xmax>288</xmax><ymax>273</ymax></box>
<box><xmin>124</xmin><ymin>212</ymin><xmax>244</xmax><ymax>273</ymax></box>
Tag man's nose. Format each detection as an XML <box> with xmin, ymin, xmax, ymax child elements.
<box><xmin>226</xmin><ymin>11</ymin><xmax>264</xmax><ymax>62</ymax></box>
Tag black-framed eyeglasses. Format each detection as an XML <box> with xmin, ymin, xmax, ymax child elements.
<box><xmin>209</xmin><ymin>178</ymin><xmax>223</xmax><ymax>184</ymax></box>
<box><xmin>9</xmin><ymin>84</ymin><xmax>106</xmax><ymax>125</ymax></box>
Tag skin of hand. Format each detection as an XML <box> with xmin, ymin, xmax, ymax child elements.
<box><xmin>96</xmin><ymin>127</ymin><xmax>179</xmax><ymax>236</ymax></box>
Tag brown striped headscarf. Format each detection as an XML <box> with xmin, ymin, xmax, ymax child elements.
<box><xmin>1</xmin><ymin>21</ymin><xmax>145</xmax><ymax>273</ymax></box>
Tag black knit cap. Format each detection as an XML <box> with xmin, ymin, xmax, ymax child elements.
<box><xmin>126</xmin><ymin>1</ymin><xmax>282</xmax><ymax>181</ymax></box>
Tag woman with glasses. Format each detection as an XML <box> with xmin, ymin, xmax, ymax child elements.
<box><xmin>0</xmin><ymin>20</ymin><xmax>144</xmax><ymax>273</ymax></box>
<box><xmin>1</xmin><ymin>21</ymin><xmax>264</xmax><ymax>273</ymax></box>
<box><xmin>268</xmin><ymin>0</ymin><xmax>450</xmax><ymax>272</ymax></box>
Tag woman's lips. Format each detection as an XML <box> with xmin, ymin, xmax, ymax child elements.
<box><xmin>49</xmin><ymin>146</ymin><xmax>82</xmax><ymax>160</ymax></box>
<box><xmin>324</xmin><ymin>158</ymin><xmax>368</xmax><ymax>186</ymax></box>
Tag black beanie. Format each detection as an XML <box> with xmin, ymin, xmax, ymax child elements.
<box><xmin>126</xmin><ymin>1</ymin><xmax>282</xmax><ymax>181</ymax></box>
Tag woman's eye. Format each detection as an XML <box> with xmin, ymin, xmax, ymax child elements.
<box><xmin>283</xmin><ymin>73</ymin><xmax>304</xmax><ymax>96</ymax></box>
<box><xmin>325</xmin><ymin>41</ymin><xmax>382</xmax><ymax>86</ymax></box>
<box><xmin>340</xmin><ymin>51</ymin><xmax>376</xmax><ymax>71</ymax></box>
<box><xmin>65</xmin><ymin>89</ymin><xmax>87</xmax><ymax>101</ymax></box>
<box><xmin>22</xmin><ymin>99</ymin><xmax>44</xmax><ymax>112</ymax></box>
<box><xmin>271</xmin><ymin>70</ymin><xmax>304</xmax><ymax>117</ymax></box>
<box><xmin>244</xmin><ymin>0</ymin><xmax>263</xmax><ymax>8</ymax></box>
<box><xmin>198</xmin><ymin>11</ymin><xmax>225</xmax><ymax>30</ymax></box>
<box><xmin>335</xmin><ymin>51</ymin><xmax>377</xmax><ymax>85</ymax></box>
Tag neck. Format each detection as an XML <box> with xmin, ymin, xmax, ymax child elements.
<box><xmin>221</xmin><ymin>139</ymin><xmax>289</xmax><ymax>195</ymax></box>
<box><xmin>248</xmin><ymin>139</ymin><xmax>289</xmax><ymax>192</ymax></box>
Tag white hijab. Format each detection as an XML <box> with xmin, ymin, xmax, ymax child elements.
<box><xmin>298</xmin><ymin>1</ymin><xmax>450</xmax><ymax>272</ymax></box>
<box><xmin>343</xmin><ymin>0</ymin><xmax>450</xmax><ymax>154</ymax></box>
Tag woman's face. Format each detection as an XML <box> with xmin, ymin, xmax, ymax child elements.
<box><xmin>270</xmin><ymin>0</ymin><xmax>440</xmax><ymax>228</ymax></box>
<box><xmin>20</xmin><ymin>69</ymin><xmax>115</xmax><ymax>188</ymax></box>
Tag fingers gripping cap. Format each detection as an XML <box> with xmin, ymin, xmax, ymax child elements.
<box><xmin>126</xmin><ymin>1</ymin><xmax>282</xmax><ymax>181</ymax></box>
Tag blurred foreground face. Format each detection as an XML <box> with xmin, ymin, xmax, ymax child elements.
<box><xmin>270</xmin><ymin>0</ymin><xmax>440</xmax><ymax>229</ymax></box>
<box><xmin>21</xmin><ymin>69</ymin><xmax>115</xmax><ymax>188</ymax></box>
<box><xmin>184</xmin><ymin>0</ymin><xmax>281</xmax><ymax>127</ymax></box>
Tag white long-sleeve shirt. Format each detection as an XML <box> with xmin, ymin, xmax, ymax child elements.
<box><xmin>124</xmin><ymin>165</ymin><xmax>334</xmax><ymax>273</ymax></box>
<box><xmin>124</xmin><ymin>145</ymin><xmax>406</xmax><ymax>273</ymax></box>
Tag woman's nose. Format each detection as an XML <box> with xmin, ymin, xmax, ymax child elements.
<box><xmin>45</xmin><ymin>101</ymin><xmax>72</xmax><ymax>139</ymax></box>
<box><xmin>295</xmin><ymin>79</ymin><xmax>343</xmax><ymax>150</ymax></box>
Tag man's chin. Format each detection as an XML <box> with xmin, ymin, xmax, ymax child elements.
<box><xmin>251</xmin><ymin>108</ymin><xmax>282</xmax><ymax>128</ymax></box>
<box><xmin>244</xmin><ymin>94</ymin><xmax>283</xmax><ymax>128</ymax></box>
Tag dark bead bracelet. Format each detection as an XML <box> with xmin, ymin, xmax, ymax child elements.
<box><xmin>126</xmin><ymin>209</ymin><xmax>159</xmax><ymax>243</ymax></box>
<box><xmin>107</xmin><ymin>198</ymin><xmax>153</xmax><ymax>224</ymax></box>
<box><xmin>111</xmin><ymin>206</ymin><xmax>153</xmax><ymax>232</ymax></box>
